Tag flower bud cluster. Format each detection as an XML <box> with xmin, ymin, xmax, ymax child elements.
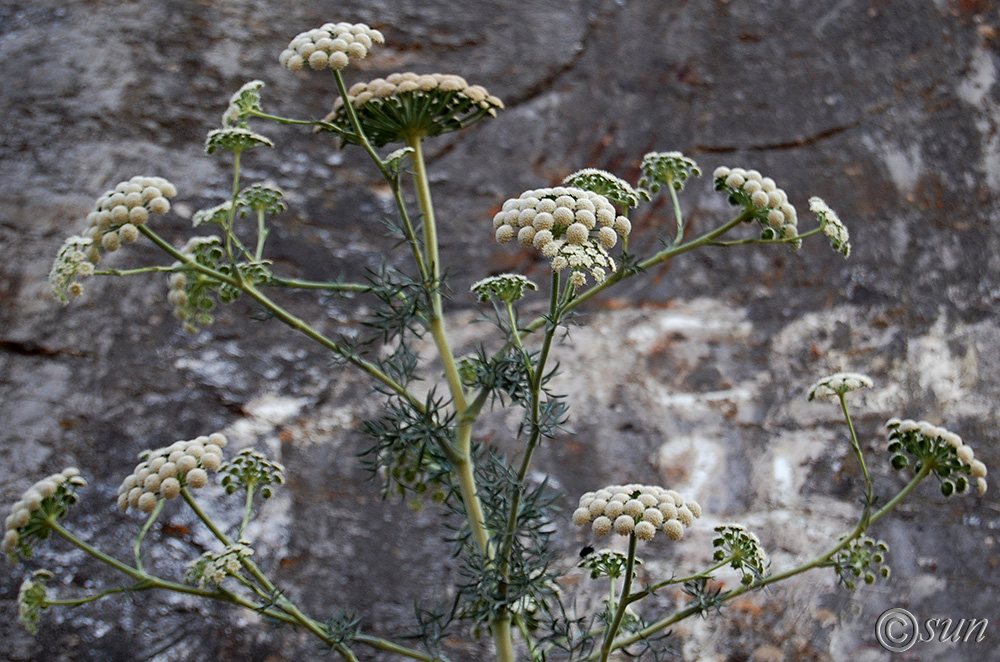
<box><xmin>205</xmin><ymin>127</ymin><xmax>273</xmax><ymax>155</ymax></box>
<box><xmin>17</xmin><ymin>569</ymin><xmax>53</xmax><ymax>633</ymax></box>
<box><xmin>117</xmin><ymin>433</ymin><xmax>228</xmax><ymax>514</ymax></box>
<box><xmin>222</xmin><ymin>80</ymin><xmax>265</xmax><ymax>127</ymax></box>
<box><xmin>832</xmin><ymin>535</ymin><xmax>890</xmax><ymax>590</ymax></box>
<box><xmin>809</xmin><ymin>196</ymin><xmax>850</xmax><ymax>257</ymax></box>
<box><xmin>50</xmin><ymin>177</ymin><xmax>177</xmax><ymax>302</ymax></box>
<box><xmin>494</xmin><ymin>187</ymin><xmax>631</xmax><ymax>285</ymax></box>
<box><xmin>167</xmin><ymin>236</ymin><xmax>225</xmax><ymax>332</ymax></box>
<box><xmin>471</xmin><ymin>274</ymin><xmax>538</xmax><ymax>303</ymax></box>
<box><xmin>572</xmin><ymin>484</ymin><xmax>701</xmax><ymax>542</ymax></box>
<box><xmin>325</xmin><ymin>72</ymin><xmax>504</xmax><ymax>146</ymax></box>
<box><xmin>886</xmin><ymin>419</ymin><xmax>987</xmax><ymax>496</ymax></box>
<box><xmin>807</xmin><ymin>371</ymin><xmax>874</xmax><ymax>400</ymax></box>
<box><xmin>49</xmin><ymin>235</ymin><xmax>96</xmax><ymax>303</ymax></box>
<box><xmin>638</xmin><ymin>152</ymin><xmax>702</xmax><ymax>194</ymax></box>
<box><xmin>4</xmin><ymin>468</ymin><xmax>85</xmax><ymax>561</ymax></box>
<box><xmin>186</xmin><ymin>542</ymin><xmax>254</xmax><ymax>588</ymax></box>
<box><xmin>378</xmin><ymin>454</ymin><xmax>449</xmax><ymax>508</ymax></box>
<box><xmin>712</xmin><ymin>523</ymin><xmax>769</xmax><ymax>586</ymax></box>
<box><xmin>577</xmin><ymin>548</ymin><xmax>642</xmax><ymax>580</ymax></box>
<box><xmin>220</xmin><ymin>449</ymin><xmax>286</xmax><ymax>499</ymax></box>
<box><xmin>712</xmin><ymin>166</ymin><xmax>799</xmax><ymax>248</ymax></box>
<box><xmin>562</xmin><ymin>168</ymin><xmax>642</xmax><ymax>209</ymax></box>
<box><xmin>279</xmin><ymin>23</ymin><xmax>384</xmax><ymax>72</ymax></box>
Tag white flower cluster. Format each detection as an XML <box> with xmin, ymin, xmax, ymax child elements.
<box><xmin>279</xmin><ymin>22</ymin><xmax>384</xmax><ymax>72</ymax></box>
<box><xmin>470</xmin><ymin>273</ymin><xmax>537</xmax><ymax>303</ymax></box>
<box><xmin>807</xmin><ymin>371</ymin><xmax>874</xmax><ymax>400</ymax></box>
<box><xmin>4</xmin><ymin>468</ymin><xmax>85</xmax><ymax>558</ymax></box>
<box><xmin>809</xmin><ymin>196</ymin><xmax>851</xmax><ymax>257</ymax></box>
<box><xmin>50</xmin><ymin>177</ymin><xmax>177</xmax><ymax>302</ymax></box>
<box><xmin>187</xmin><ymin>543</ymin><xmax>254</xmax><ymax>588</ymax></box>
<box><xmin>117</xmin><ymin>433</ymin><xmax>228</xmax><ymax>514</ymax></box>
<box><xmin>713</xmin><ymin>166</ymin><xmax>799</xmax><ymax>246</ymax></box>
<box><xmin>572</xmin><ymin>484</ymin><xmax>701</xmax><ymax>542</ymax></box>
<box><xmin>886</xmin><ymin>418</ymin><xmax>988</xmax><ymax>496</ymax></box>
<box><xmin>493</xmin><ymin>187</ymin><xmax>631</xmax><ymax>285</ymax></box>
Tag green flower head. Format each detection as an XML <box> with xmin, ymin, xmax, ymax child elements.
<box><xmin>638</xmin><ymin>151</ymin><xmax>701</xmax><ymax>195</ymax></box>
<box><xmin>4</xmin><ymin>469</ymin><xmax>86</xmax><ymax>562</ymax></box>
<box><xmin>222</xmin><ymin>80</ymin><xmax>265</xmax><ymax>127</ymax></box>
<box><xmin>470</xmin><ymin>274</ymin><xmax>537</xmax><ymax>304</ymax></box>
<box><xmin>885</xmin><ymin>419</ymin><xmax>987</xmax><ymax>496</ymax></box>
<box><xmin>205</xmin><ymin>127</ymin><xmax>274</xmax><ymax>155</ymax></box>
<box><xmin>563</xmin><ymin>168</ymin><xmax>641</xmax><ymax>209</ymax></box>
<box><xmin>322</xmin><ymin>72</ymin><xmax>504</xmax><ymax>147</ymax></box>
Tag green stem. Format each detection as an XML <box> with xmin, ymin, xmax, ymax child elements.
<box><xmin>407</xmin><ymin>135</ymin><xmax>467</xmax><ymax>413</ymax></box>
<box><xmin>223</xmin><ymin>151</ymin><xmax>243</xmax><ymax>277</ymax></box>
<box><xmin>599</xmin><ymin>533</ymin><xmax>638</xmax><ymax>662</ymax></box>
<box><xmin>45</xmin><ymin>585</ymin><xmax>134</xmax><ymax>607</ymax></box>
<box><xmin>389</xmin><ymin>175</ymin><xmax>431</xmax><ymax>283</ymax></box>
<box><xmin>48</xmin><ymin>519</ymin><xmax>426</xmax><ymax>662</ymax></box>
<box><xmin>95</xmin><ymin>266</ymin><xmax>181</xmax><ymax>277</ymax></box>
<box><xmin>514</xmin><ymin>614</ymin><xmax>541</xmax><ymax>662</ymax></box>
<box><xmin>248</xmin><ymin>108</ymin><xmax>344</xmax><ymax>134</ymax></box>
<box><xmin>629</xmin><ymin>559</ymin><xmax>731</xmax><ymax>601</ymax></box>
<box><xmin>331</xmin><ymin>70</ymin><xmax>392</xmax><ymax>181</ymax></box>
<box><xmin>401</xmin><ymin>136</ymin><xmax>500</xmax><ymax>662</ymax></box>
<box><xmin>239</xmin><ymin>483</ymin><xmax>256</xmax><ymax>540</ymax></box>
<box><xmin>667</xmin><ymin>180</ymin><xmax>684</xmax><ymax>245</ymax></box>
<box><xmin>499</xmin><ymin>271</ymin><xmax>561</xmax><ymax>573</ymax></box>
<box><xmin>133</xmin><ymin>499</ymin><xmax>164</xmax><ymax>571</ymax></box>
<box><xmin>352</xmin><ymin>635</ymin><xmax>444</xmax><ymax>662</ymax></box>
<box><xmin>707</xmin><ymin>227</ymin><xmax>823</xmax><ymax>247</ymax></box>
<box><xmin>254</xmin><ymin>209</ymin><xmax>269</xmax><ymax>261</ymax></box>
<box><xmin>839</xmin><ymin>393</ymin><xmax>873</xmax><ymax>524</ymax></box>
<box><xmin>266</xmin><ymin>276</ymin><xmax>372</xmax><ymax>292</ymax></box>
<box><xmin>521</xmin><ymin>210</ymin><xmax>753</xmax><ymax>335</ymax></box>
<box><xmin>504</xmin><ymin>299</ymin><xmax>530</xmax><ymax>373</ymax></box>
<box><xmin>492</xmin><ymin>616</ymin><xmax>516</xmax><ymax>662</ymax></box>
<box><xmin>136</xmin><ymin>226</ymin><xmax>240</xmax><ymax>286</ymax></box>
<box><xmin>240</xmin><ymin>282</ymin><xmax>423</xmax><ymax>412</ymax></box>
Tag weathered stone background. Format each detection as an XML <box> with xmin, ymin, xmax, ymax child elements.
<box><xmin>2</xmin><ymin>0</ymin><xmax>999</xmax><ymax>660</ymax></box>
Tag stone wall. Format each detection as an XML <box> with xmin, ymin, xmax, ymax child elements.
<box><xmin>1</xmin><ymin>1</ymin><xmax>998</xmax><ymax>660</ymax></box>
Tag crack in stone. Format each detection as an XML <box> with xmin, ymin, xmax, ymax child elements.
<box><xmin>504</xmin><ymin>1</ymin><xmax>617</xmax><ymax>109</ymax></box>
<box><xmin>0</xmin><ymin>339</ymin><xmax>88</xmax><ymax>358</ymax></box>
<box><xmin>694</xmin><ymin>101</ymin><xmax>892</xmax><ymax>153</ymax></box>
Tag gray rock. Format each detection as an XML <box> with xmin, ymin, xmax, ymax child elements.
<box><xmin>2</xmin><ymin>1</ymin><xmax>998</xmax><ymax>660</ymax></box>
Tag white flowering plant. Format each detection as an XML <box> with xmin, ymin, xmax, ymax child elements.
<box><xmin>7</xmin><ymin>20</ymin><xmax>989</xmax><ymax>662</ymax></box>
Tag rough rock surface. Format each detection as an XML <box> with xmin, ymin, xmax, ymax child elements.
<box><xmin>1</xmin><ymin>1</ymin><xmax>999</xmax><ymax>661</ymax></box>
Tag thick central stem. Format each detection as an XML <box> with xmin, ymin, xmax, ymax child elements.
<box><xmin>407</xmin><ymin>135</ymin><xmax>468</xmax><ymax>413</ymax></box>
<box><xmin>405</xmin><ymin>135</ymin><xmax>509</xmax><ymax>659</ymax></box>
